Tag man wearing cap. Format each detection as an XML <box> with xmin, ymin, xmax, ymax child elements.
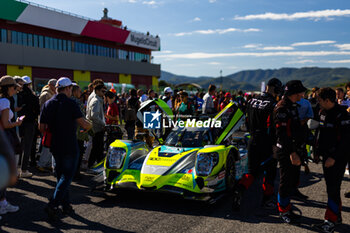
<box><xmin>292</xmin><ymin>94</ymin><xmax>314</xmax><ymax>201</ymax></box>
<box><xmin>37</xmin><ymin>79</ymin><xmax>57</xmax><ymax>172</ymax></box>
<box><xmin>18</xmin><ymin>76</ymin><xmax>40</xmax><ymax>178</ymax></box>
<box><xmin>233</xmin><ymin>78</ymin><xmax>283</xmax><ymax>211</ymax></box>
<box><xmin>138</xmin><ymin>89</ymin><xmax>147</xmax><ymax>103</ymax></box>
<box><xmin>40</xmin><ymin>77</ymin><xmax>91</xmax><ymax>220</ymax></box>
<box><xmin>273</xmin><ymin>80</ymin><xmax>306</xmax><ymax>224</ymax></box>
<box><xmin>313</xmin><ymin>88</ymin><xmax>350</xmax><ymax>232</ymax></box>
<box><xmin>162</xmin><ymin>87</ymin><xmax>173</xmax><ymax>109</ymax></box>
<box><xmin>86</xmin><ymin>83</ymin><xmax>107</xmax><ymax>168</ymax></box>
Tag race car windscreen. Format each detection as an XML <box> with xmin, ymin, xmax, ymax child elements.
<box><xmin>164</xmin><ymin>128</ymin><xmax>210</xmax><ymax>148</ymax></box>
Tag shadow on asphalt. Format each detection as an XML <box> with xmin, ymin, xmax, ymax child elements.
<box><xmin>0</xmin><ymin>172</ymin><xmax>115</xmax><ymax>233</ymax></box>
<box><xmin>1</xmin><ymin>165</ymin><xmax>350</xmax><ymax>232</ymax></box>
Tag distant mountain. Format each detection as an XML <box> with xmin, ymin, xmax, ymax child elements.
<box><xmin>161</xmin><ymin>67</ymin><xmax>350</xmax><ymax>91</ymax></box>
<box><xmin>227</xmin><ymin>67</ymin><xmax>350</xmax><ymax>88</ymax></box>
<box><xmin>161</xmin><ymin>71</ymin><xmax>212</xmax><ymax>85</ymax></box>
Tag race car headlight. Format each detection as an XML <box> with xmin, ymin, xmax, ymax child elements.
<box><xmin>195</xmin><ymin>152</ymin><xmax>219</xmax><ymax>176</ymax></box>
<box><xmin>107</xmin><ymin>147</ymin><xmax>126</xmax><ymax>169</ymax></box>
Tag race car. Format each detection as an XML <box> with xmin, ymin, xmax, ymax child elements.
<box><xmin>98</xmin><ymin>99</ymin><xmax>248</xmax><ymax>201</ymax></box>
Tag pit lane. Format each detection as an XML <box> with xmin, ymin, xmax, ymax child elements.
<box><xmin>1</xmin><ymin>162</ymin><xmax>350</xmax><ymax>232</ymax></box>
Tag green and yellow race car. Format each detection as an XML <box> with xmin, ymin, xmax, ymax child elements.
<box><xmin>97</xmin><ymin>99</ymin><xmax>248</xmax><ymax>201</ymax></box>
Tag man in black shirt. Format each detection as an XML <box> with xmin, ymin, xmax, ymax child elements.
<box><xmin>233</xmin><ymin>78</ymin><xmax>282</xmax><ymax>211</ymax></box>
<box><xmin>125</xmin><ymin>89</ymin><xmax>139</xmax><ymax>140</ymax></box>
<box><xmin>274</xmin><ymin>80</ymin><xmax>306</xmax><ymax>224</ymax></box>
<box><xmin>313</xmin><ymin>88</ymin><xmax>350</xmax><ymax>233</ymax></box>
<box><xmin>40</xmin><ymin>77</ymin><xmax>91</xmax><ymax>221</ymax></box>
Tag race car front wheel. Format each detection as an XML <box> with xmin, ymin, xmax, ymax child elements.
<box><xmin>225</xmin><ymin>150</ymin><xmax>237</xmax><ymax>193</ymax></box>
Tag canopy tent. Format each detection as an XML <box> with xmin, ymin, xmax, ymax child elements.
<box><xmin>104</xmin><ymin>82</ymin><xmax>136</xmax><ymax>94</ymax></box>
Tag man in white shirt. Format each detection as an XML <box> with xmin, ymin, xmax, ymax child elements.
<box><xmin>202</xmin><ymin>84</ymin><xmax>216</xmax><ymax>114</ymax></box>
<box><xmin>162</xmin><ymin>87</ymin><xmax>173</xmax><ymax>109</ymax></box>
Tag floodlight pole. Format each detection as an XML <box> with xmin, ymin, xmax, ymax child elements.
<box><xmin>220</xmin><ymin>70</ymin><xmax>223</xmax><ymax>90</ymax></box>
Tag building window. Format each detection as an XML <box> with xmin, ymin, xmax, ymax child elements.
<box><xmin>0</xmin><ymin>28</ymin><xmax>151</xmax><ymax>63</ymax></box>
<box><xmin>7</xmin><ymin>30</ymin><xmax>12</xmax><ymax>43</ymax></box>
<box><xmin>28</xmin><ymin>34</ymin><xmax>33</xmax><ymax>47</ymax></box>
<box><xmin>50</xmin><ymin>37</ymin><xmax>54</xmax><ymax>49</ymax></box>
<box><xmin>89</xmin><ymin>44</ymin><xmax>92</xmax><ymax>55</ymax></box>
<box><xmin>44</xmin><ymin>37</ymin><xmax>49</xmax><ymax>48</ymax></box>
<box><xmin>53</xmin><ymin>38</ymin><xmax>57</xmax><ymax>50</ymax></box>
<box><xmin>33</xmin><ymin>34</ymin><xmax>38</xmax><ymax>47</ymax></box>
<box><xmin>22</xmin><ymin>33</ymin><xmax>28</xmax><ymax>46</ymax></box>
<box><xmin>78</xmin><ymin>42</ymin><xmax>82</xmax><ymax>53</ymax></box>
<box><xmin>1</xmin><ymin>29</ymin><xmax>7</xmax><ymax>43</ymax></box>
<box><xmin>76</xmin><ymin>42</ymin><xmax>80</xmax><ymax>53</ymax></box>
<box><xmin>12</xmin><ymin>31</ymin><xmax>17</xmax><ymax>44</ymax></box>
<box><xmin>58</xmin><ymin>39</ymin><xmax>62</xmax><ymax>50</ymax></box>
<box><xmin>67</xmin><ymin>41</ymin><xmax>72</xmax><ymax>52</ymax></box>
<box><xmin>39</xmin><ymin>35</ymin><xmax>44</xmax><ymax>48</ymax></box>
<box><xmin>62</xmin><ymin>40</ymin><xmax>67</xmax><ymax>51</ymax></box>
<box><xmin>17</xmin><ymin>32</ymin><xmax>22</xmax><ymax>45</ymax></box>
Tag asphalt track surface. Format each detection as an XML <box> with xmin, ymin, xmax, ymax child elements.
<box><xmin>1</xmin><ymin>163</ymin><xmax>350</xmax><ymax>233</ymax></box>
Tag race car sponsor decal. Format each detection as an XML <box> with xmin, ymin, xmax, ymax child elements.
<box><xmin>167</xmin><ymin>174</ymin><xmax>194</xmax><ymax>190</ymax></box>
<box><xmin>144</xmin><ymin>176</ymin><xmax>155</xmax><ymax>182</ymax></box>
<box><xmin>146</xmin><ymin>148</ymin><xmax>197</xmax><ymax>167</ymax></box>
<box><xmin>117</xmin><ymin>170</ymin><xmax>140</xmax><ymax>184</ymax></box>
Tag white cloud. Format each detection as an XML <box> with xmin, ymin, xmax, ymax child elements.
<box><xmin>173</xmin><ymin>27</ymin><xmax>261</xmax><ymax>36</ymax></box>
<box><xmin>142</xmin><ymin>1</ymin><xmax>157</xmax><ymax>5</ymax></box>
<box><xmin>286</xmin><ymin>59</ymin><xmax>317</xmax><ymax>64</ymax></box>
<box><xmin>244</xmin><ymin>28</ymin><xmax>261</xmax><ymax>32</ymax></box>
<box><xmin>243</xmin><ymin>44</ymin><xmax>294</xmax><ymax>50</ymax></box>
<box><xmin>193</xmin><ymin>17</ymin><xmax>201</xmax><ymax>22</ymax></box>
<box><xmin>156</xmin><ymin>50</ymin><xmax>350</xmax><ymax>59</ymax></box>
<box><xmin>243</xmin><ymin>44</ymin><xmax>262</xmax><ymax>49</ymax></box>
<box><xmin>334</xmin><ymin>44</ymin><xmax>350</xmax><ymax>50</ymax></box>
<box><xmin>327</xmin><ymin>59</ymin><xmax>350</xmax><ymax>63</ymax></box>
<box><xmin>127</xmin><ymin>0</ymin><xmax>137</xmax><ymax>3</ymax></box>
<box><xmin>156</xmin><ymin>50</ymin><xmax>172</xmax><ymax>54</ymax></box>
<box><xmin>209</xmin><ymin>0</ymin><xmax>217</xmax><ymax>3</ymax></box>
<box><xmin>261</xmin><ymin>46</ymin><xmax>294</xmax><ymax>51</ymax></box>
<box><xmin>234</xmin><ymin>9</ymin><xmax>350</xmax><ymax>21</ymax></box>
<box><xmin>292</xmin><ymin>40</ymin><xmax>336</xmax><ymax>46</ymax></box>
<box><xmin>207</xmin><ymin>62</ymin><xmax>221</xmax><ymax>65</ymax></box>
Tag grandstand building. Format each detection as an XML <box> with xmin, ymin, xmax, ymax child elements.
<box><xmin>0</xmin><ymin>0</ymin><xmax>161</xmax><ymax>91</ymax></box>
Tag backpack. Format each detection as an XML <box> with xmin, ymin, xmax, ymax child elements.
<box><xmin>125</xmin><ymin>99</ymin><xmax>137</xmax><ymax>122</ymax></box>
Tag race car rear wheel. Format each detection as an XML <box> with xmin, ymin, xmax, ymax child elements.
<box><xmin>225</xmin><ymin>150</ymin><xmax>236</xmax><ymax>193</ymax></box>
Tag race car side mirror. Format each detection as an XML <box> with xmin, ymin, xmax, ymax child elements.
<box><xmin>307</xmin><ymin>119</ymin><xmax>320</xmax><ymax>130</ymax></box>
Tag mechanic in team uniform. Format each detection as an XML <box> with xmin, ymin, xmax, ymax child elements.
<box><xmin>312</xmin><ymin>88</ymin><xmax>350</xmax><ymax>233</ymax></box>
<box><xmin>232</xmin><ymin>78</ymin><xmax>283</xmax><ymax>211</ymax></box>
<box><xmin>274</xmin><ymin>80</ymin><xmax>307</xmax><ymax>224</ymax></box>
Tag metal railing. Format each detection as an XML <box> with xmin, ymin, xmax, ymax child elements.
<box><xmin>16</xmin><ymin>0</ymin><xmax>94</xmax><ymax>21</ymax></box>
<box><xmin>15</xmin><ymin>0</ymin><xmax>158</xmax><ymax>38</ymax></box>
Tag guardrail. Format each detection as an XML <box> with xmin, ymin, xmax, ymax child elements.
<box><xmin>16</xmin><ymin>0</ymin><xmax>94</xmax><ymax>21</ymax></box>
<box><xmin>15</xmin><ymin>0</ymin><xmax>158</xmax><ymax>38</ymax></box>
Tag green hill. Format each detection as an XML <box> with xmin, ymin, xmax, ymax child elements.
<box><xmin>161</xmin><ymin>67</ymin><xmax>350</xmax><ymax>91</ymax></box>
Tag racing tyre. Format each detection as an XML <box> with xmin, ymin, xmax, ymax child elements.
<box><xmin>225</xmin><ymin>150</ymin><xmax>236</xmax><ymax>193</ymax></box>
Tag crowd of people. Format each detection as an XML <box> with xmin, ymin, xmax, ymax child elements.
<box><xmin>234</xmin><ymin>79</ymin><xmax>350</xmax><ymax>232</ymax></box>
<box><xmin>0</xmin><ymin>74</ymin><xmax>350</xmax><ymax>232</ymax></box>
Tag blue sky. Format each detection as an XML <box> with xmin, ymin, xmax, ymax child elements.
<box><xmin>29</xmin><ymin>0</ymin><xmax>350</xmax><ymax>77</ymax></box>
